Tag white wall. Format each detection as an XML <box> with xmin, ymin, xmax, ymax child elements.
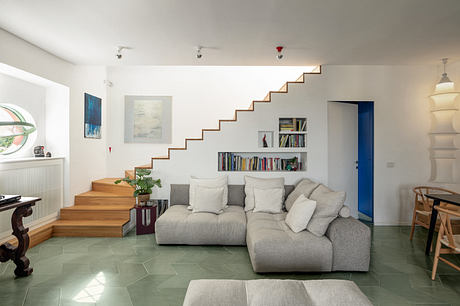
<box><xmin>0</xmin><ymin>72</ymin><xmax>46</xmax><ymax>157</ymax></box>
<box><xmin>145</xmin><ymin>64</ymin><xmax>460</xmax><ymax>226</ymax></box>
<box><xmin>0</xmin><ymin>29</ymin><xmax>108</xmax><ymax>205</ymax></box>
<box><xmin>106</xmin><ymin>66</ymin><xmax>313</xmax><ymax>176</ymax></box>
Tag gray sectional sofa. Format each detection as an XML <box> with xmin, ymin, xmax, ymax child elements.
<box><xmin>155</xmin><ymin>184</ymin><xmax>371</xmax><ymax>272</ymax></box>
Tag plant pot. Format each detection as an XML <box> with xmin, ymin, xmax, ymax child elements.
<box><xmin>137</xmin><ymin>193</ymin><xmax>151</xmax><ymax>205</ymax></box>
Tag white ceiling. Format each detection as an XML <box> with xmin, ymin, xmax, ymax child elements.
<box><xmin>0</xmin><ymin>0</ymin><xmax>459</xmax><ymax>66</ymax></box>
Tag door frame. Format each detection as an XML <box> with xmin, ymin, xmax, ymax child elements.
<box><xmin>328</xmin><ymin>100</ymin><xmax>374</xmax><ymax>222</ymax></box>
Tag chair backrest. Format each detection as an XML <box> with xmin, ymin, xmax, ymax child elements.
<box><xmin>435</xmin><ymin>206</ymin><xmax>460</xmax><ymax>250</ymax></box>
<box><xmin>413</xmin><ymin>186</ymin><xmax>458</xmax><ymax>212</ymax></box>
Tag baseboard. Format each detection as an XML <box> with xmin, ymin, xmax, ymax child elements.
<box><xmin>0</xmin><ymin>212</ymin><xmax>58</xmax><ymax>244</ymax></box>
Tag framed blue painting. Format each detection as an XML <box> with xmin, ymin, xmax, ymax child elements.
<box><xmin>84</xmin><ymin>93</ymin><xmax>102</xmax><ymax>139</ymax></box>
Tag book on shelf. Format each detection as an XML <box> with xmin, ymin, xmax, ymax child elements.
<box><xmin>279</xmin><ymin>134</ymin><xmax>305</xmax><ymax>147</ymax></box>
<box><xmin>218</xmin><ymin>153</ymin><xmax>301</xmax><ymax>171</ymax></box>
<box><xmin>279</xmin><ymin>118</ymin><xmax>307</xmax><ymax>132</ymax></box>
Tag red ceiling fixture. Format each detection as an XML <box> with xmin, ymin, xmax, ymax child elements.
<box><xmin>276</xmin><ymin>46</ymin><xmax>284</xmax><ymax>60</ymax></box>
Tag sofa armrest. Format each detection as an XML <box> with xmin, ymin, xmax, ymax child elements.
<box><xmin>326</xmin><ymin>217</ymin><xmax>371</xmax><ymax>271</ymax></box>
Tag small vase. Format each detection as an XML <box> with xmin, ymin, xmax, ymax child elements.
<box><xmin>137</xmin><ymin>194</ymin><xmax>151</xmax><ymax>205</ymax></box>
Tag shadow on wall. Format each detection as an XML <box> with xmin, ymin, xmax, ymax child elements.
<box><xmin>399</xmin><ymin>184</ymin><xmax>416</xmax><ymax>225</ymax></box>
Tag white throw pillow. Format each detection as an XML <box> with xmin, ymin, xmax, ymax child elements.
<box><xmin>244</xmin><ymin>176</ymin><xmax>284</xmax><ymax>211</ymax></box>
<box><xmin>189</xmin><ymin>176</ymin><xmax>228</xmax><ymax>210</ymax></box>
<box><xmin>253</xmin><ymin>187</ymin><xmax>284</xmax><ymax>214</ymax></box>
<box><xmin>192</xmin><ymin>186</ymin><xmax>225</xmax><ymax>214</ymax></box>
<box><xmin>339</xmin><ymin>205</ymin><xmax>351</xmax><ymax>218</ymax></box>
<box><xmin>285</xmin><ymin>194</ymin><xmax>317</xmax><ymax>233</ymax></box>
<box><xmin>308</xmin><ymin>184</ymin><xmax>346</xmax><ymax>236</ymax></box>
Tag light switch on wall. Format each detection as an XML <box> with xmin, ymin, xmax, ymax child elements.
<box><xmin>386</xmin><ymin>162</ymin><xmax>395</xmax><ymax>168</ymax></box>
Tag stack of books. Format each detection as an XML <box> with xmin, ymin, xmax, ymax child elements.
<box><xmin>218</xmin><ymin>153</ymin><xmax>300</xmax><ymax>171</ymax></box>
<box><xmin>279</xmin><ymin>134</ymin><xmax>305</xmax><ymax>147</ymax></box>
<box><xmin>279</xmin><ymin>118</ymin><xmax>307</xmax><ymax>132</ymax></box>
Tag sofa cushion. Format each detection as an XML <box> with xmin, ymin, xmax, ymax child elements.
<box><xmin>246</xmin><ymin>211</ymin><xmax>332</xmax><ymax>272</ymax></box>
<box><xmin>285</xmin><ymin>194</ymin><xmax>317</xmax><ymax>233</ymax></box>
<box><xmin>308</xmin><ymin>185</ymin><xmax>346</xmax><ymax>237</ymax></box>
<box><xmin>244</xmin><ymin>176</ymin><xmax>285</xmax><ymax>211</ymax></box>
<box><xmin>183</xmin><ymin>279</ymin><xmax>373</xmax><ymax>306</ymax></box>
<box><xmin>193</xmin><ymin>186</ymin><xmax>225</xmax><ymax>214</ymax></box>
<box><xmin>190</xmin><ymin>176</ymin><xmax>228</xmax><ymax>209</ymax></box>
<box><xmin>155</xmin><ymin>205</ymin><xmax>246</xmax><ymax>245</ymax></box>
<box><xmin>253</xmin><ymin>187</ymin><xmax>284</xmax><ymax>214</ymax></box>
<box><xmin>284</xmin><ymin>179</ymin><xmax>320</xmax><ymax>211</ymax></box>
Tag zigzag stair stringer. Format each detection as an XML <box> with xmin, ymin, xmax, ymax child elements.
<box><xmin>134</xmin><ymin>69</ymin><xmax>321</xmax><ymax>174</ymax></box>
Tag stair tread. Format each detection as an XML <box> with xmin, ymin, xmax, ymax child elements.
<box><xmin>76</xmin><ymin>191</ymin><xmax>134</xmax><ymax>198</ymax></box>
<box><xmin>93</xmin><ymin>178</ymin><xmax>133</xmax><ymax>188</ymax></box>
<box><xmin>53</xmin><ymin>219</ymin><xmax>129</xmax><ymax>226</ymax></box>
<box><xmin>61</xmin><ymin>205</ymin><xmax>134</xmax><ymax>211</ymax></box>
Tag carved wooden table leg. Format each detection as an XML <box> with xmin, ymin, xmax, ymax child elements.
<box><xmin>0</xmin><ymin>204</ymin><xmax>35</xmax><ymax>277</ymax></box>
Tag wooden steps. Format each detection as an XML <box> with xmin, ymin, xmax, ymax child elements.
<box><xmin>75</xmin><ymin>191</ymin><xmax>135</xmax><ymax>205</ymax></box>
<box><xmin>52</xmin><ymin>219</ymin><xmax>129</xmax><ymax>237</ymax></box>
<box><xmin>60</xmin><ymin>205</ymin><xmax>133</xmax><ymax>220</ymax></box>
<box><xmin>54</xmin><ymin>176</ymin><xmax>135</xmax><ymax>238</ymax></box>
<box><xmin>92</xmin><ymin>178</ymin><xmax>133</xmax><ymax>195</ymax></box>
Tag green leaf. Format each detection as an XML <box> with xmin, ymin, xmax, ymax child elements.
<box><xmin>114</xmin><ymin>179</ymin><xmax>122</xmax><ymax>184</ymax></box>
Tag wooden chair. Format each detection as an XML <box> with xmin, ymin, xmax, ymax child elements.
<box><xmin>410</xmin><ymin>186</ymin><xmax>459</xmax><ymax>240</ymax></box>
<box><xmin>431</xmin><ymin>206</ymin><xmax>460</xmax><ymax>280</ymax></box>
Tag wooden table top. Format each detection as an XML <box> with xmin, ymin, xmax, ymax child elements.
<box><xmin>0</xmin><ymin>197</ymin><xmax>41</xmax><ymax>212</ymax></box>
<box><xmin>425</xmin><ymin>194</ymin><xmax>460</xmax><ymax>206</ymax></box>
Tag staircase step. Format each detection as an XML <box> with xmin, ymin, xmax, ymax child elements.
<box><xmin>125</xmin><ymin>170</ymin><xmax>134</xmax><ymax>179</ymax></box>
<box><xmin>75</xmin><ymin>191</ymin><xmax>135</xmax><ymax>206</ymax></box>
<box><xmin>60</xmin><ymin>205</ymin><xmax>133</xmax><ymax>220</ymax></box>
<box><xmin>92</xmin><ymin>178</ymin><xmax>134</xmax><ymax>195</ymax></box>
<box><xmin>52</xmin><ymin>219</ymin><xmax>129</xmax><ymax>237</ymax></box>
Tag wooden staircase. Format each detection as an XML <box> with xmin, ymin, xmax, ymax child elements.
<box><xmin>52</xmin><ymin>178</ymin><xmax>135</xmax><ymax>237</ymax></box>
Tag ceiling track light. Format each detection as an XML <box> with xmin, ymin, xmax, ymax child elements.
<box><xmin>196</xmin><ymin>46</ymin><xmax>203</xmax><ymax>59</ymax></box>
<box><xmin>276</xmin><ymin>46</ymin><xmax>284</xmax><ymax>60</ymax></box>
<box><xmin>116</xmin><ymin>46</ymin><xmax>131</xmax><ymax>60</ymax></box>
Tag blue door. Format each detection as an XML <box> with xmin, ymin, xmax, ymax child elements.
<box><xmin>358</xmin><ymin>102</ymin><xmax>374</xmax><ymax>220</ymax></box>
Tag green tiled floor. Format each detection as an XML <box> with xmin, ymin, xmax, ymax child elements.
<box><xmin>0</xmin><ymin>225</ymin><xmax>459</xmax><ymax>306</ymax></box>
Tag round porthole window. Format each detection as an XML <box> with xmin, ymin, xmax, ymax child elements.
<box><xmin>0</xmin><ymin>103</ymin><xmax>37</xmax><ymax>155</ymax></box>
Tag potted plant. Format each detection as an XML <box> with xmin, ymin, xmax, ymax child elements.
<box><xmin>115</xmin><ymin>169</ymin><xmax>161</xmax><ymax>204</ymax></box>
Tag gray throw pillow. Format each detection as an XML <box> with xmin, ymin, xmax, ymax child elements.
<box><xmin>307</xmin><ymin>184</ymin><xmax>346</xmax><ymax>236</ymax></box>
<box><xmin>284</xmin><ymin>179</ymin><xmax>320</xmax><ymax>211</ymax></box>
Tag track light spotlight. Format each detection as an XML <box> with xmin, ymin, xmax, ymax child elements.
<box><xmin>276</xmin><ymin>46</ymin><xmax>284</xmax><ymax>60</ymax></box>
<box><xmin>116</xmin><ymin>46</ymin><xmax>130</xmax><ymax>60</ymax></box>
<box><xmin>196</xmin><ymin>46</ymin><xmax>203</xmax><ymax>59</ymax></box>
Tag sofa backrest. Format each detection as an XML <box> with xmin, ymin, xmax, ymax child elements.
<box><xmin>170</xmin><ymin>184</ymin><xmax>295</xmax><ymax>207</ymax></box>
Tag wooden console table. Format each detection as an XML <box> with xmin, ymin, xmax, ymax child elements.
<box><xmin>0</xmin><ymin>197</ymin><xmax>41</xmax><ymax>277</ymax></box>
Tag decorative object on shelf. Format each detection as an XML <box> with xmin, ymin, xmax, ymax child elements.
<box><xmin>124</xmin><ymin>95</ymin><xmax>172</xmax><ymax>144</ymax></box>
<box><xmin>45</xmin><ymin>152</ymin><xmax>52</xmax><ymax>158</ymax></box>
<box><xmin>84</xmin><ymin>93</ymin><xmax>102</xmax><ymax>139</ymax></box>
<box><xmin>0</xmin><ymin>103</ymin><xmax>37</xmax><ymax>155</ymax></box>
<box><xmin>33</xmin><ymin>145</ymin><xmax>45</xmax><ymax>157</ymax></box>
<box><xmin>258</xmin><ymin>131</ymin><xmax>273</xmax><ymax>148</ymax></box>
<box><xmin>115</xmin><ymin>168</ymin><xmax>162</xmax><ymax>205</ymax></box>
<box><xmin>218</xmin><ymin>152</ymin><xmax>305</xmax><ymax>171</ymax></box>
<box><xmin>135</xmin><ymin>204</ymin><xmax>156</xmax><ymax>235</ymax></box>
<box><xmin>429</xmin><ymin>58</ymin><xmax>459</xmax><ymax>183</ymax></box>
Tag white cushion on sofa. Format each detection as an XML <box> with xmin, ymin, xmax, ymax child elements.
<box><xmin>339</xmin><ymin>205</ymin><xmax>351</xmax><ymax>218</ymax></box>
<box><xmin>244</xmin><ymin>176</ymin><xmax>284</xmax><ymax>211</ymax></box>
<box><xmin>285</xmin><ymin>194</ymin><xmax>317</xmax><ymax>233</ymax></box>
<box><xmin>189</xmin><ymin>176</ymin><xmax>228</xmax><ymax>210</ymax></box>
<box><xmin>253</xmin><ymin>187</ymin><xmax>284</xmax><ymax>214</ymax></box>
<box><xmin>308</xmin><ymin>185</ymin><xmax>346</xmax><ymax>237</ymax></box>
<box><xmin>192</xmin><ymin>186</ymin><xmax>225</xmax><ymax>214</ymax></box>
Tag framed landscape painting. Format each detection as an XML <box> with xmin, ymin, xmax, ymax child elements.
<box><xmin>84</xmin><ymin>93</ymin><xmax>102</xmax><ymax>139</ymax></box>
<box><xmin>124</xmin><ymin>96</ymin><xmax>172</xmax><ymax>143</ymax></box>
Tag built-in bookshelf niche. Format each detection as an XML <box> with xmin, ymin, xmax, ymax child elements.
<box><xmin>279</xmin><ymin>117</ymin><xmax>307</xmax><ymax>148</ymax></box>
<box><xmin>218</xmin><ymin>152</ymin><xmax>307</xmax><ymax>172</ymax></box>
